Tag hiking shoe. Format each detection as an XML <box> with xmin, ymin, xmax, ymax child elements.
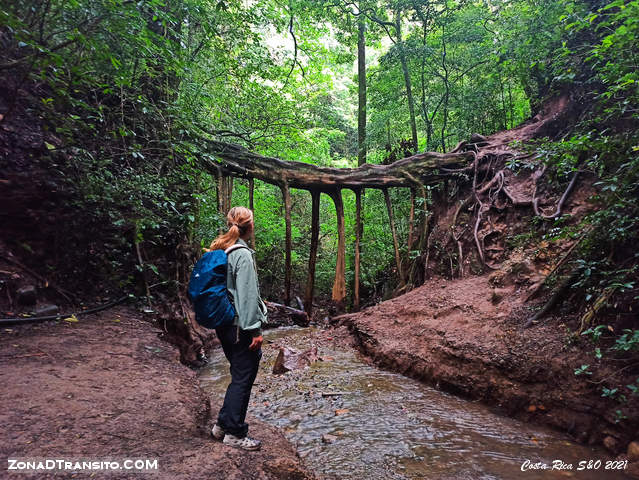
<box><xmin>211</xmin><ymin>423</ymin><xmax>225</xmax><ymax>441</ymax></box>
<box><xmin>223</xmin><ymin>434</ymin><xmax>261</xmax><ymax>451</ymax></box>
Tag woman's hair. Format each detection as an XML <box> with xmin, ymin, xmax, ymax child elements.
<box><xmin>208</xmin><ymin>206</ymin><xmax>254</xmax><ymax>251</ymax></box>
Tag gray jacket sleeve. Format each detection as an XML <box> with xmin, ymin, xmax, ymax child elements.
<box><xmin>232</xmin><ymin>250</ymin><xmax>264</xmax><ymax>336</ymax></box>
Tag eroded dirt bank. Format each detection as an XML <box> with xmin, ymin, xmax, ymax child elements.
<box><xmin>0</xmin><ymin>306</ymin><xmax>313</xmax><ymax>480</ymax></box>
<box><xmin>334</xmin><ymin>275</ymin><xmax>639</xmax><ymax>467</ymax></box>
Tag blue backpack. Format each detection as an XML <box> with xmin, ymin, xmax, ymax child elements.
<box><xmin>187</xmin><ymin>244</ymin><xmax>247</xmax><ymax>329</ymax></box>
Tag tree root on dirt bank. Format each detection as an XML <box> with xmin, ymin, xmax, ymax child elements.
<box><xmin>0</xmin><ymin>295</ymin><xmax>129</xmax><ymax>325</ymax></box>
<box><xmin>524</xmin><ymin>270</ymin><xmax>579</xmax><ymax>328</ymax></box>
<box><xmin>0</xmin><ymin>252</ymin><xmax>77</xmax><ymax>303</ymax></box>
<box><xmin>433</xmin><ymin>142</ymin><xmax>582</xmax><ymax>281</ymax></box>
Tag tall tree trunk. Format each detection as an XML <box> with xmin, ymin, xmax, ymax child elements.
<box><xmin>384</xmin><ymin>188</ymin><xmax>404</xmax><ymax>285</ymax></box>
<box><xmin>356</xmin><ymin>12</ymin><xmax>366</xmax><ymax>309</ymax></box>
<box><xmin>499</xmin><ymin>75</ymin><xmax>507</xmax><ymax>130</ymax></box>
<box><xmin>248</xmin><ymin>178</ymin><xmax>256</xmax><ymax>248</ymax></box>
<box><xmin>354</xmin><ymin>189</ymin><xmax>362</xmax><ymax>310</ymax></box>
<box><xmin>440</xmin><ymin>10</ymin><xmax>450</xmax><ymax>153</ymax></box>
<box><xmin>508</xmin><ymin>80</ymin><xmax>514</xmax><ymax>129</ymax></box>
<box><xmin>281</xmin><ymin>183</ymin><xmax>292</xmax><ymax>305</ymax></box>
<box><xmin>357</xmin><ymin>14</ymin><xmax>367</xmax><ymax>166</ymax></box>
<box><xmin>330</xmin><ymin>189</ymin><xmax>346</xmax><ymax>308</ymax></box>
<box><xmin>218</xmin><ymin>176</ymin><xmax>232</xmax><ymax>214</ymax></box>
<box><xmin>440</xmin><ymin>75</ymin><xmax>449</xmax><ymax>152</ymax></box>
<box><xmin>227</xmin><ymin>177</ymin><xmax>234</xmax><ymax>210</ymax></box>
<box><xmin>216</xmin><ymin>174</ymin><xmax>223</xmax><ymax>215</ymax></box>
<box><xmin>212</xmin><ymin>170</ymin><xmax>221</xmax><ymax>233</ymax></box>
<box><xmin>395</xmin><ymin>7</ymin><xmax>418</xmax><ymax>151</ymax></box>
<box><xmin>407</xmin><ymin>188</ymin><xmax>415</xmax><ymax>251</ymax></box>
<box><xmin>304</xmin><ymin>190</ymin><xmax>320</xmax><ymax>315</ymax></box>
<box><xmin>417</xmin><ymin>6</ymin><xmax>439</xmax><ymax>152</ymax></box>
<box><xmin>188</xmin><ymin>173</ymin><xmax>201</xmax><ymax>244</ymax></box>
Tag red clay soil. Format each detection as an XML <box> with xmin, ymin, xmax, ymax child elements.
<box><xmin>0</xmin><ymin>306</ymin><xmax>313</xmax><ymax>480</ymax></box>
<box><xmin>334</xmin><ymin>273</ymin><xmax>639</xmax><ymax>468</ymax></box>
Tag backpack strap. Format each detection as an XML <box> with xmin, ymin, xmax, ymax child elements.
<box><xmin>224</xmin><ymin>244</ymin><xmax>248</xmax><ymax>255</ymax></box>
<box><xmin>224</xmin><ymin>244</ymin><xmax>249</xmax><ymax>310</ymax></box>
<box><xmin>225</xmin><ymin>243</ymin><xmax>259</xmax><ymax>276</ymax></box>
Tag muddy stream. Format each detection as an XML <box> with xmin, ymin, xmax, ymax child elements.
<box><xmin>199</xmin><ymin>327</ymin><xmax>629</xmax><ymax>479</ymax></box>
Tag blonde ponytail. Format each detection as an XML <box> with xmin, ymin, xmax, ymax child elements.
<box><xmin>209</xmin><ymin>206</ymin><xmax>253</xmax><ymax>251</ymax></box>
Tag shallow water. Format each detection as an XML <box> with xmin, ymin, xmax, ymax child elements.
<box><xmin>199</xmin><ymin>326</ymin><xmax>630</xmax><ymax>480</ymax></box>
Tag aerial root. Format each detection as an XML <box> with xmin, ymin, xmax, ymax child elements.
<box><xmin>427</xmin><ymin>148</ymin><xmax>580</xmax><ymax>279</ymax></box>
<box><xmin>533</xmin><ymin>169</ymin><xmax>580</xmax><ymax>219</ymax></box>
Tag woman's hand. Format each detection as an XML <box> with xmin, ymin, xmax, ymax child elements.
<box><xmin>249</xmin><ymin>335</ymin><xmax>263</xmax><ymax>351</ymax></box>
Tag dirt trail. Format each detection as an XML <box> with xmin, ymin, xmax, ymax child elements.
<box><xmin>0</xmin><ymin>307</ymin><xmax>313</xmax><ymax>480</ymax></box>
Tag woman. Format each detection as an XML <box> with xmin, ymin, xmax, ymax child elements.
<box><xmin>209</xmin><ymin>206</ymin><xmax>267</xmax><ymax>451</ymax></box>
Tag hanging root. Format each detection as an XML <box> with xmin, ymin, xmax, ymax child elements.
<box><xmin>471</xmin><ymin>153</ymin><xmax>507</xmax><ymax>267</ymax></box>
<box><xmin>449</xmin><ymin>140</ymin><xmax>468</xmax><ymax>153</ymax></box>
<box><xmin>525</xmin><ymin>226</ymin><xmax>593</xmax><ymax>302</ymax></box>
<box><xmin>471</xmin><ymin>152</ymin><xmax>488</xmax><ymax>266</ymax></box>
<box><xmin>438</xmin><ymin>151</ymin><xmax>508</xmax><ymax>270</ymax></box>
<box><xmin>524</xmin><ymin>270</ymin><xmax>579</xmax><ymax>328</ymax></box>
<box><xmin>426</xmin><ymin>147</ymin><xmax>578</xmax><ymax>281</ymax></box>
<box><xmin>470</xmin><ymin>154</ymin><xmax>579</xmax><ymax>269</ymax></box>
<box><xmin>578</xmin><ymin>287</ymin><xmax>615</xmax><ymax>334</ymax></box>
<box><xmin>445</xmin><ymin>198</ymin><xmax>470</xmax><ymax>278</ymax></box>
<box><xmin>533</xmin><ymin>169</ymin><xmax>580</xmax><ymax>219</ymax></box>
<box><xmin>477</xmin><ymin>169</ymin><xmax>505</xmax><ymax>195</ymax></box>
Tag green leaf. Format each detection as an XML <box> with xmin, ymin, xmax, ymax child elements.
<box><xmin>574</xmin><ymin>364</ymin><xmax>592</xmax><ymax>376</ymax></box>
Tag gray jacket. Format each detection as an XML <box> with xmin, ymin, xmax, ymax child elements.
<box><xmin>226</xmin><ymin>238</ymin><xmax>267</xmax><ymax>337</ymax></box>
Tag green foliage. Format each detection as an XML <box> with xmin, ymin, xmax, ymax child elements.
<box><xmin>612</xmin><ymin>329</ymin><xmax>639</xmax><ymax>353</ymax></box>
<box><xmin>536</xmin><ymin>0</ymin><xmax>639</xmax><ymax>296</ymax></box>
<box><xmin>2</xmin><ymin>0</ymin><xmax>637</xmax><ymax>319</ymax></box>
<box><xmin>582</xmin><ymin>324</ymin><xmax>610</xmax><ymax>342</ymax></box>
<box><xmin>545</xmin><ymin>1</ymin><xmax>639</xmax><ymax>423</ymax></box>
<box><xmin>366</xmin><ymin>0</ymin><xmax>532</xmax><ymax>153</ymax></box>
<box><xmin>574</xmin><ymin>364</ymin><xmax>592</xmax><ymax>375</ymax></box>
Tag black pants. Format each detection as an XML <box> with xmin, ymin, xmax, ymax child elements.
<box><xmin>215</xmin><ymin>324</ymin><xmax>262</xmax><ymax>438</ymax></box>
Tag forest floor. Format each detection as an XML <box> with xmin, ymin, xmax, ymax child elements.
<box><xmin>0</xmin><ymin>306</ymin><xmax>313</xmax><ymax>480</ymax></box>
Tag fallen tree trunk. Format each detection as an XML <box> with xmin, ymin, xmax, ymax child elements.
<box><xmin>264</xmin><ymin>301</ymin><xmax>309</xmax><ymax>327</ymax></box>
<box><xmin>201</xmin><ymin>139</ymin><xmax>472</xmax><ymax>191</ymax></box>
